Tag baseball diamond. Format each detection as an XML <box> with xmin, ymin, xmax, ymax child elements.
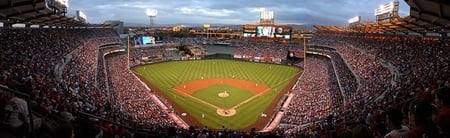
<box><xmin>3</xmin><ymin>1</ymin><xmax>449</xmax><ymax>137</ymax></box>
<box><xmin>173</xmin><ymin>79</ymin><xmax>271</xmax><ymax>116</ymax></box>
<box><xmin>133</xmin><ymin>59</ymin><xmax>301</xmax><ymax>130</ymax></box>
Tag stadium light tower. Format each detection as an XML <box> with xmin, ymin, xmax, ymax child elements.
<box><xmin>146</xmin><ymin>8</ymin><xmax>158</xmax><ymax>29</ymax></box>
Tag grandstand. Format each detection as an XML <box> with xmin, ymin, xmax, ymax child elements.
<box><xmin>0</xmin><ymin>0</ymin><xmax>449</xmax><ymax>138</ymax></box>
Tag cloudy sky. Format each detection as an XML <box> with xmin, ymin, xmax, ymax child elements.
<box><xmin>68</xmin><ymin>0</ymin><xmax>410</xmax><ymax>26</ymax></box>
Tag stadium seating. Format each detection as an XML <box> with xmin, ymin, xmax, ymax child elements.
<box><xmin>1</xmin><ymin>27</ymin><xmax>449</xmax><ymax>137</ymax></box>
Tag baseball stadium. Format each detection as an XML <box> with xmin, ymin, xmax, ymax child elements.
<box><xmin>1</xmin><ymin>0</ymin><xmax>450</xmax><ymax>138</ymax></box>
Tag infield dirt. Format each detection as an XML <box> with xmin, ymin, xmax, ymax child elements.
<box><xmin>172</xmin><ymin>78</ymin><xmax>270</xmax><ymax>95</ymax></box>
<box><xmin>132</xmin><ymin>63</ymin><xmax>301</xmax><ymax>131</ymax></box>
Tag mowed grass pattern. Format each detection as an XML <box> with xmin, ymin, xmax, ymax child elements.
<box><xmin>133</xmin><ymin>59</ymin><xmax>300</xmax><ymax>129</ymax></box>
<box><xmin>192</xmin><ymin>84</ymin><xmax>254</xmax><ymax>108</ymax></box>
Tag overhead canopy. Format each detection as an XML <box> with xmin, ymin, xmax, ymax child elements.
<box><xmin>314</xmin><ymin>25</ymin><xmax>356</xmax><ymax>32</ymax></box>
<box><xmin>406</xmin><ymin>0</ymin><xmax>450</xmax><ymax>28</ymax></box>
<box><xmin>0</xmin><ymin>0</ymin><xmax>111</xmax><ymax>27</ymax></box>
<box><xmin>316</xmin><ymin>0</ymin><xmax>450</xmax><ymax>34</ymax></box>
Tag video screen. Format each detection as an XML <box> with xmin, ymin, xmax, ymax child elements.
<box><xmin>133</xmin><ymin>36</ymin><xmax>155</xmax><ymax>45</ymax></box>
<box><xmin>243</xmin><ymin>29</ymin><xmax>256</xmax><ymax>33</ymax></box>
<box><xmin>275</xmin><ymin>27</ymin><xmax>291</xmax><ymax>39</ymax></box>
<box><xmin>142</xmin><ymin>36</ymin><xmax>154</xmax><ymax>44</ymax></box>
<box><xmin>133</xmin><ymin>37</ymin><xmax>143</xmax><ymax>45</ymax></box>
<box><xmin>256</xmin><ymin>26</ymin><xmax>274</xmax><ymax>37</ymax></box>
<box><xmin>284</xmin><ymin>35</ymin><xmax>291</xmax><ymax>39</ymax></box>
<box><xmin>243</xmin><ymin>33</ymin><xmax>256</xmax><ymax>38</ymax></box>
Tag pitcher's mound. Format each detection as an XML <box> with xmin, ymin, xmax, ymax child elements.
<box><xmin>217</xmin><ymin>109</ymin><xmax>236</xmax><ymax>117</ymax></box>
<box><xmin>218</xmin><ymin>92</ymin><xmax>229</xmax><ymax>98</ymax></box>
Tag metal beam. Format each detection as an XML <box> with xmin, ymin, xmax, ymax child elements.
<box><xmin>411</xmin><ymin>7</ymin><xmax>450</xmax><ymax>22</ymax></box>
<box><xmin>412</xmin><ymin>0</ymin><xmax>422</xmax><ymax>11</ymax></box>
<box><xmin>411</xmin><ymin>16</ymin><xmax>446</xmax><ymax>28</ymax></box>
<box><xmin>5</xmin><ymin>6</ymin><xmax>46</xmax><ymax>18</ymax></box>
<box><xmin>51</xmin><ymin>17</ymin><xmax>71</xmax><ymax>25</ymax></box>
<box><xmin>7</xmin><ymin>0</ymin><xmax>13</xmax><ymax>7</ymax></box>
<box><xmin>17</xmin><ymin>12</ymin><xmax>54</xmax><ymax>23</ymax></box>
<box><xmin>24</xmin><ymin>13</ymin><xmax>54</xmax><ymax>22</ymax></box>
<box><xmin>411</xmin><ymin>8</ymin><xmax>450</xmax><ymax>28</ymax></box>
<box><xmin>408</xmin><ymin>17</ymin><xmax>439</xmax><ymax>31</ymax></box>
<box><xmin>37</xmin><ymin>16</ymin><xmax>64</xmax><ymax>24</ymax></box>
<box><xmin>438</xmin><ymin>2</ymin><xmax>443</xmax><ymax>17</ymax></box>
<box><xmin>0</xmin><ymin>0</ymin><xmax>32</xmax><ymax>9</ymax></box>
<box><xmin>397</xmin><ymin>23</ymin><xmax>417</xmax><ymax>33</ymax></box>
<box><xmin>428</xmin><ymin>0</ymin><xmax>450</xmax><ymax>7</ymax></box>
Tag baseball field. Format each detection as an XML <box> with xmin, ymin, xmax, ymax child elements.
<box><xmin>132</xmin><ymin>59</ymin><xmax>301</xmax><ymax>130</ymax></box>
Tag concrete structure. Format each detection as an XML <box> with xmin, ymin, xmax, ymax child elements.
<box><xmin>104</xmin><ymin>20</ymin><xmax>124</xmax><ymax>34</ymax></box>
<box><xmin>172</xmin><ymin>26</ymin><xmax>184</xmax><ymax>32</ymax></box>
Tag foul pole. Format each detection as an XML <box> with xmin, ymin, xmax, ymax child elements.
<box><xmin>301</xmin><ymin>35</ymin><xmax>311</xmax><ymax>70</ymax></box>
<box><xmin>127</xmin><ymin>35</ymin><xmax>130</xmax><ymax>67</ymax></box>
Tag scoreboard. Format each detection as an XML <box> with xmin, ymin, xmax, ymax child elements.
<box><xmin>243</xmin><ymin>24</ymin><xmax>292</xmax><ymax>40</ymax></box>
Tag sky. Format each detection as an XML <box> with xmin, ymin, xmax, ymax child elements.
<box><xmin>67</xmin><ymin>0</ymin><xmax>410</xmax><ymax>26</ymax></box>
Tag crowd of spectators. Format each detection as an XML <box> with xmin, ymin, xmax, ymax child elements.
<box><xmin>285</xmin><ymin>30</ymin><xmax>450</xmax><ymax>137</ymax></box>
<box><xmin>162</xmin><ymin>37</ymin><xmax>219</xmax><ymax>46</ymax></box>
<box><xmin>279</xmin><ymin>55</ymin><xmax>343</xmax><ymax>137</ymax></box>
<box><xmin>62</xmin><ymin>37</ymin><xmax>121</xmax><ymax>116</ymax></box>
<box><xmin>233</xmin><ymin>41</ymin><xmax>302</xmax><ymax>60</ymax></box>
<box><xmin>312</xmin><ymin>31</ymin><xmax>449</xmax><ymax>98</ymax></box>
<box><xmin>97</xmin><ymin>46</ymin><xmax>124</xmax><ymax>93</ymax></box>
<box><xmin>2</xmin><ymin>26</ymin><xmax>450</xmax><ymax>138</ymax></box>
<box><xmin>105</xmin><ymin>52</ymin><xmax>175</xmax><ymax>132</ymax></box>
<box><xmin>337</xmin><ymin>44</ymin><xmax>393</xmax><ymax>105</ymax></box>
<box><xmin>326</xmin><ymin>52</ymin><xmax>358</xmax><ymax>102</ymax></box>
<box><xmin>0</xmin><ymin>28</ymin><xmax>127</xmax><ymax>137</ymax></box>
<box><xmin>0</xmin><ymin>28</ymin><xmax>118</xmax><ymax>119</ymax></box>
<box><xmin>129</xmin><ymin>46</ymin><xmax>172</xmax><ymax>66</ymax></box>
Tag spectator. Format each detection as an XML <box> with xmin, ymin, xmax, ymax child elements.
<box><xmin>435</xmin><ymin>86</ymin><xmax>450</xmax><ymax>137</ymax></box>
<box><xmin>385</xmin><ymin>108</ymin><xmax>409</xmax><ymax>138</ymax></box>
<box><xmin>52</xmin><ymin>122</ymin><xmax>74</xmax><ymax>138</ymax></box>
<box><xmin>2</xmin><ymin>94</ymin><xmax>31</xmax><ymax>137</ymax></box>
<box><xmin>408</xmin><ymin>101</ymin><xmax>441</xmax><ymax>138</ymax></box>
<box><xmin>351</xmin><ymin>122</ymin><xmax>372</xmax><ymax>138</ymax></box>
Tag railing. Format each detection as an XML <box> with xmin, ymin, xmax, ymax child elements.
<box><xmin>0</xmin><ymin>84</ymin><xmax>35</xmax><ymax>138</ymax></box>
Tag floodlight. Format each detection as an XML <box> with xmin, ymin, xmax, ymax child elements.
<box><xmin>146</xmin><ymin>8</ymin><xmax>158</xmax><ymax>17</ymax></box>
<box><xmin>146</xmin><ymin>8</ymin><xmax>158</xmax><ymax>29</ymax></box>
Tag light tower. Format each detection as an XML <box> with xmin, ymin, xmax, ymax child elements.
<box><xmin>146</xmin><ymin>8</ymin><xmax>158</xmax><ymax>29</ymax></box>
<box><xmin>260</xmin><ymin>10</ymin><xmax>274</xmax><ymax>25</ymax></box>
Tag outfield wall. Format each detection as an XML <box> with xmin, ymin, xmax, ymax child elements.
<box><xmin>132</xmin><ymin>53</ymin><xmax>291</xmax><ymax>69</ymax></box>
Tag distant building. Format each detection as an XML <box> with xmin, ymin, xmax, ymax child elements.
<box><xmin>104</xmin><ymin>20</ymin><xmax>124</xmax><ymax>34</ymax></box>
<box><xmin>172</xmin><ymin>26</ymin><xmax>184</xmax><ymax>32</ymax></box>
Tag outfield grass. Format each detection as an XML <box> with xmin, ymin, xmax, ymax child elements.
<box><xmin>133</xmin><ymin>59</ymin><xmax>300</xmax><ymax>129</ymax></box>
<box><xmin>192</xmin><ymin>84</ymin><xmax>254</xmax><ymax>108</ymax></box>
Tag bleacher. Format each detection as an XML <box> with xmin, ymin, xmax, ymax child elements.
<box><xmin>1</xmin><ymin>0</ymin><xmax>449</xmax><ymax>138</ymax></box>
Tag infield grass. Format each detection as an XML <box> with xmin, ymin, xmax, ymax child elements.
<box><xmin>133</xmin><ymin>59</ymin><xmax>300</xmax><ymax>129</ymax></box>
<box><xmin>192</xmin><ymin>84</ymin><xmax>254</xmax><ymax>108</ymax></box>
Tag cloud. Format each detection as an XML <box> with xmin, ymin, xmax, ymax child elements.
<box><xmin>67</xmin><ymin>0</ymin><xmax>410</xmax><ymax>25</ymax></box>
<box><xmin>176</xmin><ymin>6</ymin><xmax>235</xmax><ymax>17</ymax></box>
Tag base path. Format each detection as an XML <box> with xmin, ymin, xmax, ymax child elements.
<box><xmin>173</xmin><ymin>78</ymin><xmax>270</xmax><ymax>95</ymax></box>
<box><xmin>172</xmin><ymin>78</ymin><xmax>271</xmax><ymax>117</ymax></box>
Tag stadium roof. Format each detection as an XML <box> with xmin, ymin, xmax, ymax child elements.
<box><xmin>406</xmin><ymin>0</ymin><xmax>450</xmax><ymax>28</ymax></box>
<box><xmin>315</xmin><ymin>0</ymin><xmax>450</xmax><ymax>34</ymax></box>
<box><xmin>0</xmin><ymin>0</ymin><xmax>111</xmax><ymax>27</ymax></box>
